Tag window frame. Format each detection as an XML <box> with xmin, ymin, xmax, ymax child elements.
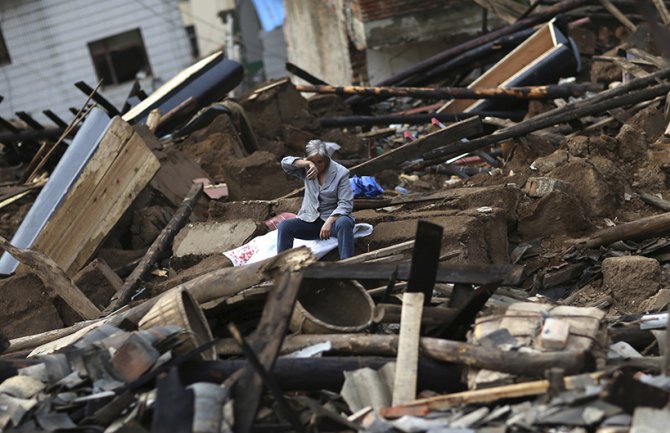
<box><xmin>88</xmin><ymin>28</ymin><xmax>152</xmax><ymax>86</ymax></box>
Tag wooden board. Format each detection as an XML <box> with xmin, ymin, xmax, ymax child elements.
<box><xmin>350</xmin><ymin>117</ymin><xmax>482</xmax><ymax>176</ymax></box>
<box><xmin>442</xmin><ymin>23</ymin><xmax>555</xmax><ymax>114</ymax></box>
<box><xmin>28</xmin><ymin>117</ymin><xmax>160</xmax><ymax>276</ymax></box>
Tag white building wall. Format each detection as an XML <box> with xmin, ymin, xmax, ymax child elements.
<box><xmin>283</xmin><ymin>0</ymin><xmax>352</xmax><ymax>86</ymax></box>
<box><xmin>0</xmin><ymin>0</ymin><xmax>194</xmax><ymax>123</ymax></box>
<box><xmin>185</xmin><ymin>0</ymin><xmax>233</xmax><ymax>57</ymax></box>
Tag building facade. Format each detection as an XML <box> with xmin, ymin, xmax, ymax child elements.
<box><xmin>284</xmin><ymin>0</ymin><xmax>501</xmax><ymax>86</ymax></box>
<box><xmin>0</xmin><ymin>0</ymin><xmax>194</xmax><ymax>121</ymax></box>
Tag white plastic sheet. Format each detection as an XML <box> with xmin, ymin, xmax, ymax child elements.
<box><xmin>223</xmin><ymin>223</ymin><xmax>373</xmax><ymax>266</ymax></box>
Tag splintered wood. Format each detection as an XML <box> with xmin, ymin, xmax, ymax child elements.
<box><xmin>27</xmin><ymin>118</ymin><xmax>160</xmax><ymax>277</ymax></box>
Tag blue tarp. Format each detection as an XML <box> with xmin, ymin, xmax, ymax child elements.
<box><xmin>350</xmin><ymin>176</ymin><xmax>384</xmax><ymax>198</ymax></box>
<box><xmin>251</xmin><ymin>0</ymin><xmax>285</xmax><ymax>32</ymax></box>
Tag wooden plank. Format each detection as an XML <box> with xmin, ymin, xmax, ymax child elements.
<box><xmin>381</xmin><ymin>372</ymin><xmax>605</xmax><ymax>417</ymax></box>
<box><xmin>339</xmin><ymin>240</ymin><xmax>415</xmax><ymax>264</ymax></box>
<box><xmin>233</xmin><ymin>272</ymin><xmax>304</xmax><ymax>433</ymax></box>
<box><xmin>0</xmin><ymin>235</ymin><xmax>100</xmax><ymax>320</ymax></box>
<box><xmin>302</xmin><ymin>262</ymin><xmax>524</xmax><ymax>286</ymax></box>
<box><xmin>441</xmin><ymin>23</ymin><xmax>555</xmax><ymax>114</ymax></box>
<box><xmin>392</xmin><ymin>292</ymin><xmax>424</xmax><ymax>406</ymax></box>
<box><xmin>68</xmin><ymin>131</ymin><xmax>160</xmax><ymax>274</ymax></box>
<box><xmin>29</xmin><ymin>119</ymin><xmax>160</xmax><ymax>276</ymax></box>
<box><xmin>349</xmin><ymin>117</ymin><xmax>481</xmax><ymax>176</ymax></box>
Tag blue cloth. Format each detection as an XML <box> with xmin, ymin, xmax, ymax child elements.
<box><xmin>277</xmin><ymin>215</ymin><xmax>355</xmax><ymax>259</ymax></box>
<box><xmin>350</xmin><ymin>176</ymin><xmax>384</xmax><ymax>198</ymax></box>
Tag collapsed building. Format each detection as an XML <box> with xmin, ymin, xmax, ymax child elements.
<box><xmin>2</xmin><ymin>1</ymin><xmax>670</xmax><ymax>432</ymax></box>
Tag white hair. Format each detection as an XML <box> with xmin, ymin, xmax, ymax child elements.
<box><xmin>305</xmin><ymin>139</ymin><xmax>330</xmax><ymax>159</ymax></box>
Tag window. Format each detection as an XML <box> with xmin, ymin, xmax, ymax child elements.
<box><xmin>0</xmin><ymin>26</ymin><xmax>11</xmax><ymax>66</ymax></box>
<box><xmin>185</xmin><ymin>25</ymin><xmax>199</xmax><ymax>59</ymax></box>
<box><xmin>88</xmin><ymin>28</ymin><xmax>151</xmax><ymax>86</ymax></box>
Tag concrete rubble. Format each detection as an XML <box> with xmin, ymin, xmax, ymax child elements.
<box><xmin>2</xmin><ymin>1</ymin><xmax>670</xmax><ymax>432</ymax></box>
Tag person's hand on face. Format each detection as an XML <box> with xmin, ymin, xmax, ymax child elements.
<box><xmin>306</xmin><ymin>160</ymin><xmax>318</xmax><ymax>180</ymax></box>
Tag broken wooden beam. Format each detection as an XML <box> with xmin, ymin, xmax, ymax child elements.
<box><xmin>302</xmin><ymin>261</ymin><xmax>524</xmax><ymax>286</ymax></box>
<box><xmin>349</xmin><ymin>117</ymin><xmax>482</xmax><ymax>176</ymax></box>
<box><xmin>42</xmin><ymin>110</ymin><xmax>69</xmax><ymax>129</ymax></box>
<box><xmin>7</xmin><ymin>248</ymin><xmax>316</xmax><ymax>356</ymax></box>
<box><xmin>285</xmin><ymin>62</ymin><xmax>329</xmax><ymax>85</ymax></box>
<box><xmin>339</xmin><ymin>240</ymin><xmax>415</xmax><ymax>264</ymax></box>
<box><xmin>599</xmin><ymin>0</ymin><xmax>637</xmax><ymax>32</ymax></box>
<box><xmin>575</xmin><ymin>211</ymin><xmax>670</xmax><ymax>248</ymax></box>
<box><xmin>108</xmin><ymin>183</ymin><xmax>204</xmax><ymax>312</ymax></box>
<box><xmin>297</xmin><ymin>83</ymin><xmax>598</xmax><ymax>100</ymax></box>
<box><xmin>410</xmin><ymin>78</ymin><xmax>670</xmax><ymax>170</ymax></box>
<box><xmin>638</xmin><ymin>192</ymin><xmax>670</xmax><ymax>212</ymax></box>
<box><xmin>381</xmin><ymin>371</ymin><xmax>605</xmax><ymax>418</ymax></box>
<box><xmin>16</xmin><ymin>111</ymin><xmax>45</xmax><ymax>130</ymax></box>
<box><xmin>229</xmin><ymin>322</ymin><xmax>305</xmax><ymax>433</ymax></box>
<box><xmin>216</xmin><ymin>334</ymin><xmax>591</xmax><ymax>377</ymax></box>
<box><xmin>75</xmin><ymin>81</ymin><xmax>121</xmax><ymax>116</ymax></box>
<box><xmin>321</xmin><ymin>111</ymin><xmax>520</xmax><ymax>128</ymax></box>
<box><xmin>233</xmin><ymin>272</ymin><xmax>305</xmax><ymax>433</ymax></box>
<box><xmin>0</xmin><ymin>235</ymin><xmax>100</xmax><ymax>320</ymax></box>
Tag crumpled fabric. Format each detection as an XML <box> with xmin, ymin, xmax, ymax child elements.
<box><xmin>349</xmin><ymin>175</ymin><xmax>384</xmax><ymax>198</ymax></box>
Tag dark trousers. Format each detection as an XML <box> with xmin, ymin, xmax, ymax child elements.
<box><xmin>277</xmin><ymin>216</ymin><xmax>355</xmax><ymax>259</ymax></box>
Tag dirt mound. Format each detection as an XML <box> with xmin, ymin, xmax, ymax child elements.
<box><xmin>242</xmin><ymin>80</ymin><xmax>320</xmax><ymax>155</ymax></box>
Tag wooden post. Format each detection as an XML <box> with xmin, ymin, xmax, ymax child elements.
<box><xmin>393</xmin><ymin>292</ymin><xmax>425</xmax><ymax>406</ymax></box>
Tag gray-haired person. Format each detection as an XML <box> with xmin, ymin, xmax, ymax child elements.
<box><xmin>277</xmin><ymin>140</ymin><xmax>355</xmax><ymax>259</ymax></box>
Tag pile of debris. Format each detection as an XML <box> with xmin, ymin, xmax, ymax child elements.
<box><xmin>4</xmin><ymin>1</ymin><xmax>670</xmax><ymax>431</ymax></box>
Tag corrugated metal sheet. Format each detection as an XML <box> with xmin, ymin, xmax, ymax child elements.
<box><xmin>0</xmin><ymin>0</ymin><xmax>194</xmax><ymax>121</ymax></box>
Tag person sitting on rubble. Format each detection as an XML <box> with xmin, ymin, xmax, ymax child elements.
<box><xmin>277</xmin><ymin>139</ymin><xmax>355</xmax><ymax>259</ymax></box>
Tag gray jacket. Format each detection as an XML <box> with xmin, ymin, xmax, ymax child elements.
<box><xmin>281</xmin><ymin>156</ymin><xmax>354</xmax><ymax>222</ymax></box>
